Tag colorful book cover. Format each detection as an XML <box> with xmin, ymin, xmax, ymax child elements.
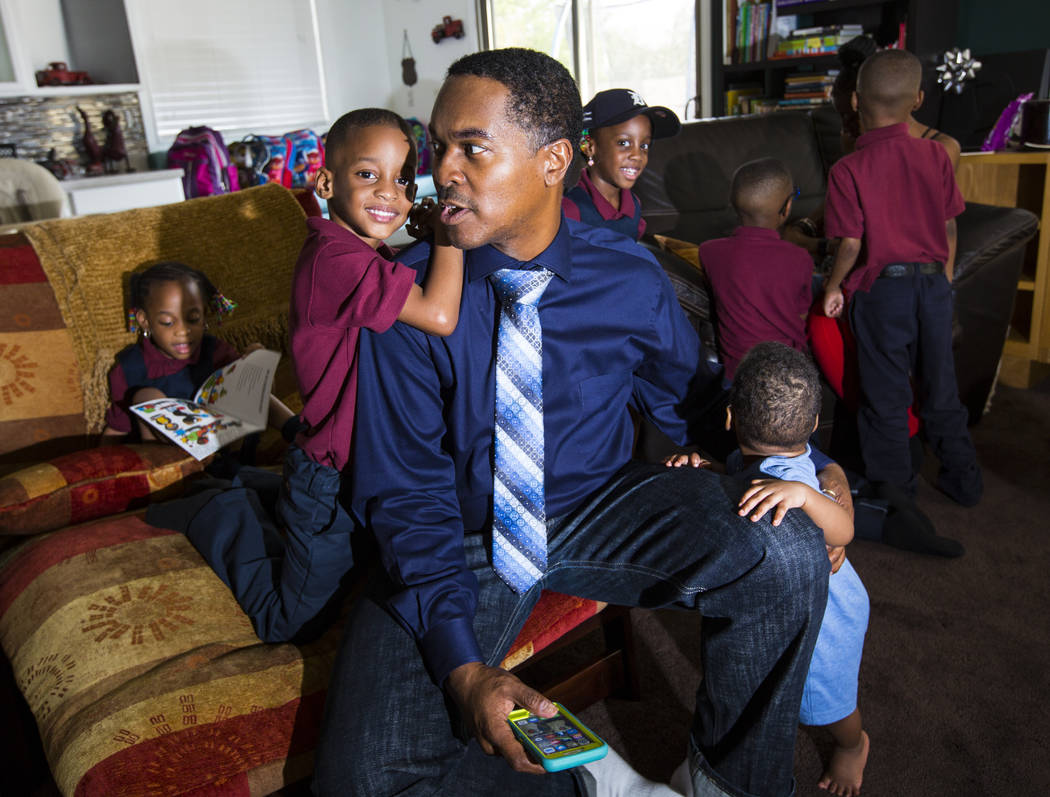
<box><xmin>130</xmin><ymin>348</ymin><xmax>280</xmax><ymax>461</ymax></box>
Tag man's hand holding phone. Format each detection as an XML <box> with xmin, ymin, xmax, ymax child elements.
<box><xmin>446</xmin><ymin>661</ymin><xmax>556</xmax><ymax>775</ymax></box>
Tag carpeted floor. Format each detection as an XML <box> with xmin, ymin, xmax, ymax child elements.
<box><xmin>579</xmin><ymin>377</ymin><xmax>1050</xmax><ymax>796</ymax></box>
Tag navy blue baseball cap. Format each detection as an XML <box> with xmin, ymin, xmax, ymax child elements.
<box><xmin>582</xmin><ymin>89</ymin><xmax>681</xmax><ymax>139</ymax></box>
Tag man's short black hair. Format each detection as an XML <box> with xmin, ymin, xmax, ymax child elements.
<box><xmin>730</xmin><ymin>342</ymin><xmax>821</xmax><ymax>451</ymax></box>
<box><xmin>325</xmin><ymin>108</ymin><xmax>417</xmax><ymax>174</ymax></box>
<box><xmin>730</xmin><ymin>157</ymin><xmax>793</xmax><ymax>217</ymax></box>
<box><xmin>446</xmin><ymin>48</ymin><xmax>582</xmax><ymax>153</ymax></box>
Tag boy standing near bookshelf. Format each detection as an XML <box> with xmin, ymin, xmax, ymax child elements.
<box><xmin>822</xmin><ymin>49</ymin><xmax>982</xmax><ymax>509</ymax></box>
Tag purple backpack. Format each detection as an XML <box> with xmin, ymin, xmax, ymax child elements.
<box><xmin>167</xmin><ymin>126</ymin><xmax>240</xmax><ymax>198</ymax></box>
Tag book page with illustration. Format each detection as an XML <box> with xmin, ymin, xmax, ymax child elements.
<box><xmin>131</xmin><ymin>349</ymin><xmax>280</xmax><ymax>460</ymax></box>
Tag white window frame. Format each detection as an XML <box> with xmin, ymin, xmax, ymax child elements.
<box><xmin>476</xmin><ymin>0</ymin><xmax>710</xmax><ymax>120</ymax></box>
<box><xmin>0</xmin><ymin>0</ymin><xmax>31</xmax><ymax>93</ymax></box>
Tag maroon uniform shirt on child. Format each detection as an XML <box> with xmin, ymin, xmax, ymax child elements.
<box><xmin>824</xmin><ymin>122</ymin><xmax>965</xmax><ymax>296</ymax></box>
<box><xmin>699</xmin><ymin>226</ymin><xmax>813</xmax><ymax>381</ymax></box>
<box><xmin>290</xmin><ymin>216</ymin><xmax>415</xmax><ymax>472</ymax></box>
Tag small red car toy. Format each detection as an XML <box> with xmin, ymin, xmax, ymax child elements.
<box><xmin>36</xmin><ymin>61</ymin><xmax>93</xmax><ymax>87</ymax></box>
<box><xmin>431</xmin><ymin>16</ymin><xmax>465</xmax><ymax>44</ymax></box>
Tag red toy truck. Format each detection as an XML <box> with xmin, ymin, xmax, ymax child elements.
<box><xmin>431</xmin><ymin>16</ymin><xmax>465</xmax><ymax>43</ymax></box>
<box><xmin>36</xmin><ymin>62</ymin><xmax>93</xmax><ymax>87</ymax></box>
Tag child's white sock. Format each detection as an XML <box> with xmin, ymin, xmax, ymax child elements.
<box><xmin>578</xmin><ymin>745</ymin><xmax>686</xmax><ymax>797</ymax></box>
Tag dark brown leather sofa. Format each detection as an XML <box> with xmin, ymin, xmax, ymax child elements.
<box><xmin>634</xmin><ymin>109</ymin><xmax>1039</xmax><ymax>425</ymax></box>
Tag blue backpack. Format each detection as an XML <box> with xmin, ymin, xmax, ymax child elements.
<box><xmin>228</xmin><ymin>137</ymin><xmax>272</xmax><ymax>189</ymax></box>
<box><xmin>283</xmin><ymin>129</ymin><xmax>324</xmax><ymax>189</ymax></box>
<box><xmin>245</xmin><ymin>134</ymin><xmax>293</xmax><ymax>188</ymax></box>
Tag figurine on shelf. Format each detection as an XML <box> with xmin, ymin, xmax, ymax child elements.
<box><xmin>102</xmin><ymin>109</ymin><xmax>133</xmax><ymax>173</ymax></box>
<box><xmin>76</xmin><ymin>106</ymin><xmax>105</xmax><ymax>175</ymax></box>
<box><xmin>37</xmin><ymin>148</ymin><xmax>74</xmax><ymax>180</ymax></box>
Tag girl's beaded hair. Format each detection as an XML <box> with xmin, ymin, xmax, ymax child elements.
<box><xmin>126</xmin><ymin>261</ymin><xmax>237</xmax><ymax>332</ymax></box>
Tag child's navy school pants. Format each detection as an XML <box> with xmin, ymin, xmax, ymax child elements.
<box><xmin>848</xmin><ymin>263</ymin><xmax>982</xmax><ymax>505</ymax></box>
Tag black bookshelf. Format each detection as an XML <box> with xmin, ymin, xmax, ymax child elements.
<box><xmin>710</xmin><ymin>0</ymin><xmax>959</xmax><ymax>118</ymax></box>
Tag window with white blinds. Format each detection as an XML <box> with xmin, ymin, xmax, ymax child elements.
<box><xmin>128</xmin><ymin>0</ymin><xmax>328</xmax><ymax>139</ymax></box>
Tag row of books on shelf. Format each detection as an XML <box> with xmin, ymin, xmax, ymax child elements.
<box><xmin>728</xmin><ymin>1</ymin><xmax>773</xmax><ymax>64</ymax></box>
<box><xmin>784</xmin><ymin>69</ymin><xmax>838</xmax><ymax>99</ymax></box>
<box><xmin>774</xmin><ymin>25</ymin><xmax>863</xmax><ymax>58</ymax></box>
<box><xmin>727</xmin><ymin>94</ymin><xmax>831</xmax><ymax>115</ymax></box>
<box><xmin>725</xmin><ymin>70</ymin><xmax>838</xmax><ymax>115</ymax></box>
<box><xmin>726</xmin><ymin>2</ymin><xmax>870</xmax><ymax>65</ymax></box>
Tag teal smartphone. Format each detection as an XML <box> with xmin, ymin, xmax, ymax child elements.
<box><xmin>507</xmin><ymin>702</ymin><xmax>608</xmax><ymax>772</ymax></box>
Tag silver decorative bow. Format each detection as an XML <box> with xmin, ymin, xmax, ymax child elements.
<box><xmin>936</xmin><ymin>48</ymin><xmax>982</xmax><ymax>94</ymax></box>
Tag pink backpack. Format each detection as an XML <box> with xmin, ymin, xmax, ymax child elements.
<box><xmin>167</xmin><ymin>126</ymin><xmax>240</xmax><ymax>198</ymax></box>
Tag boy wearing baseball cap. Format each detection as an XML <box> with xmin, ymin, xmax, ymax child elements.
<box><xmin>562</xmin><ymin>88</ymin><xmax>680</xmax><ymax>240</ymax></box>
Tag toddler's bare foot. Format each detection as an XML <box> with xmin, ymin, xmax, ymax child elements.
<box><xmin>818</xmin><ymin>729</ymin><xmax>869</xmax><ymax>796</ymax></box>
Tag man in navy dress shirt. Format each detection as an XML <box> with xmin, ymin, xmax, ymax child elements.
<box><xmin>313</xmin><ymin>48</ymin><xmax>840</xmax><ymax>797</ymax></box>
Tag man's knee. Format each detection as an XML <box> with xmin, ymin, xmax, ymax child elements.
<box><xmin>313</xmin><ymin>760</ymin><xmax>388</xmax><ymax>797</ymax></box>
<box><xmin>752</xmin><ymin>511</ymin><xmax>829</xmax><ymax>605</ymax></box>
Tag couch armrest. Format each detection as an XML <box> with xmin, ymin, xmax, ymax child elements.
<box><xmin>952</xmin><ymin>202</ymin><xmax>1039</xmax><ymax>423</ymax></box>
<box><xmin>954</xmin><ymin>202</ymin><xmax>1039</xmax><ymax>284</ymax></box>
<box><xmin>641</xmin><ymin>240</ymin><xmax>719</xmax><ymax>359</ymax></box>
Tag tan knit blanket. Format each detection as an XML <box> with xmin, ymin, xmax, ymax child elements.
<box><xmin>22</xmin><ymin>184</ymin><xmax>307</xmax><ymax>431</ymax></box>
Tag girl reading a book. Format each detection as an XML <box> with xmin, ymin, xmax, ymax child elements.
<box><xmin>102</xmin><ymin>261</ymin><xmax>294</xmax><ymax>442</ymax></box>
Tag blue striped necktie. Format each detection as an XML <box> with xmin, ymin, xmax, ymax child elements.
<box><xmin>489</xmin><ymin>268</ymin><xmax>553</xmax><ymax>593</ymax></box>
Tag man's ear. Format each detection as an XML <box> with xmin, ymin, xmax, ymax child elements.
<box><xmin>725</xmin><ymin>406</ymin><xmax>733</xmax><ymax>432</ymax></box>
<box><xmin>542</xmin><ymin>138</ymin><xmax>574</xmax><ymax>188</ymax></box>
<box><xmin>812</xmin><ymin>414</ymin><xmax>820</xmax><ymax>433</ymax></box>
<box><xmin>315</xmin><ymin>167</ymin><xmax>335</xmax><ymax>199</ymax></box>
<box><xmin>913</xmin><ymin>88</ymin><xmax>925</xmax><ymax>112</ymax></box>
<box><xmin>781</xmin><ymin>196</ymin><xmax>793</xmax><ymax>219</ymax></box>
<box><xmin>850</xmin><ymin>91</ymin><xmax>858</xmax><ymax>112</ymax></box>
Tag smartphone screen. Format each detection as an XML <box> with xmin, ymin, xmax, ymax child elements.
<box><xmin>508</xmin><ymin>703</ymin><xmax>607</xmax><ymax>771</ymax></box>
<box><xmin>512</xmin><ymin>713</ymin><xmax>596</xmax><ymax>755</ymax></box>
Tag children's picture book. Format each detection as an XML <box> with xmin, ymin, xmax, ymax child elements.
<box><xmin>131</xmin><ymin>348</ymin><xmax>279</xmax><ymax>460</ymax></box>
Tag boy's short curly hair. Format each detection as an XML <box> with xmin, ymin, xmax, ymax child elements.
<box><xmin>446</xmin><ymin>48</ymin><xmax>582</xmax><ymax>154</ymax></box>
<box><xmin>730</xmin><ymin>157</ymin><xmax>793</xmax><ymax>217</ymax></box>
<box><xmin>856</xmin><ymin>49</ymin><xmax>923</xmax><ymax>113</ymax></box>
<box><xmin>325</xmin><ymin>108</ymin><xmax>417</xmax><ymax>174</ymax></box>
<box><xmin>730</xmin><ymin>342</ymin><xmax>821</xmax><ymax>451</ymax></box>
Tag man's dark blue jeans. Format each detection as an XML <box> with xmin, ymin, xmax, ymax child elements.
<box><xmin>312</xmin><ymin>463</ymin><xmax>828</xmax><ymax>797</ymax></box>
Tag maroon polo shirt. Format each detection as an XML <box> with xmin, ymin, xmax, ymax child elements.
<box><xmin>290</xmin><ymin>217</ymin><xmax>415</xmax><ymax>471</ymax></box>
<box><xmin>699</xmin><ymin>226</ymin><xmax>813</xmax><ymax>380</ymax></box>
<box><xmin>561</xmin><ymin>168</ymin><xmax>647</xmax><ymax>239</ymax></box>
<box><xmin>105</xmin><ymin>335</ymin><xmax>241</xmax><ymax>432</ymax></box>
<box><xmin>824</xmin><ymin>122</ymin><xmax>965</xmax><ymax>295</ymax></box>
